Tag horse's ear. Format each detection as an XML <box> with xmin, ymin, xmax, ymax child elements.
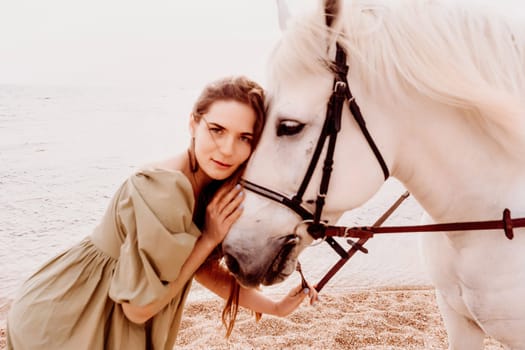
<box><xmin>324</xmin><ymin>0</ymin><xmax>341</xmax><ymax>27</ymax></box>
<box><xmin>276</xmin><ymin>0</ymin><xmax>291</xmax><ymax>31</ymax></box>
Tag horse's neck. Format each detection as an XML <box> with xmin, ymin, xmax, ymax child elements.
<box><xmin>389</xmin><ymin>98</ymin><xmax>525</xmax><ymax>221</ymax></box>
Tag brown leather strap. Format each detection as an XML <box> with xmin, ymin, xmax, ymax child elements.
<box><xmin>315</xmin><ymin>195</ymin><xmax>524</xmax><ymax>293</ymax></box>
<box><xmin>324</xmin><ymin>208</ymin><xmax>525</xmax><ymax>240</ymax></box>
<box><xmin>315</xmin><ymin>191</ymin><xmax>410</xmax><ymax>292</ymax></box>
<box><xmin>503</xmin><ymin>208</ymin><xmax>514</xmax><ymax>239</ymax></box>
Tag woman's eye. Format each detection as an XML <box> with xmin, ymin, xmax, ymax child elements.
<box><xmin>209</xmin><ymin>127</ymin><xmax>223</xmax><ymax>134</ymax></box>
<box><xmin>277</xmin><ymin>120</ymin><xmax>305</xmax><ymax>136</ymax></box>
<box><xmin>240</xmin><ymin>136</ymin><xmax>252</xmax><ymax>143</ymax></box>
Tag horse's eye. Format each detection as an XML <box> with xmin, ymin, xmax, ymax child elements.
<box><xmin>277</xmin><ymin>120</ymin><xmax>305</xmax><ymax>136</ymax></box>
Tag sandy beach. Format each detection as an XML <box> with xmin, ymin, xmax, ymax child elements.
<box><xmin>1</xmin><ymin>287</ymin><xmax>506</xmax><ymax>350</ymax></box>
<box><xmin>177</xmin><ymin>286</ymin><xmax>510</xmax><ymax>350</ymax></box>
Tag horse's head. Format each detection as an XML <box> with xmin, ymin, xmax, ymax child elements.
<box><xmin>222</xmin><ymin>0</ymin><xmax>393</xmax><ymax>288</ymax></box>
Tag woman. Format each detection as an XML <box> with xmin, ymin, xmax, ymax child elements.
<box><xmin>7</xmin><ymin>76</ymin><xmax>317</xmax><ymax>349</ymax></box>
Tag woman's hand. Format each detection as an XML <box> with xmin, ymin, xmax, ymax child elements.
<box><xmin>202</xmin><ymin>183</ymin><xmax>244</xmax><ymax>246</ymax></box>
<box><xmin>274</xmin><ymin>282</ymin><xmax>319</xmax><ymax>317</ymax></box>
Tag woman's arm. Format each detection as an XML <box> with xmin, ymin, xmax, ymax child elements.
<box><xmin>121</xmin><ymin>184</ymin><xmax>244</xmax><ymax>324</ymax></box>
<box><xmin>195</xmin><ymin>258</ymin><xmax>317</xmax><ymax>317</ymax></box>
<box><xmin>121</xmin><ymin>234</ymin><xmax>219</xmax><ymax>324</ymax></box>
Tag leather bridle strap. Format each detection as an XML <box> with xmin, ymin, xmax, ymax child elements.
<box><xmin>314</xmin><ymin>198</ymin><xmax>524</xmax><ymax>292</ymax></box>
<box><xmin>323</xmin><ymin>208</ymin><xmax>525</xmax><ymax>240</ymax></box>
<box><xmin>334</xmin><ymin>43</ymin><xmax>389</xmax><ymax>181</ymax></box>
<box><xmin>241</xmin><ymin>42</ymin><xmax>391</xmax><ymax>259</ymax></box>
<box><xmin>240</xmin><ymin>179</ymin><xmax>312</xmax><ymax>220</ymax></box>
<box><xmin>290</xmin><ymin>81</ymin><xmax>344</xmax><ymax>214</ymax></box>
<box><xmin>315</xmin><ymin>190</ymin><xmax>410</xmax><ymax>292</ymax></box>
<box><xmin>241</xmin><ymin>179</ymin><xmax>350</xmax><ymax>259</ymax></box>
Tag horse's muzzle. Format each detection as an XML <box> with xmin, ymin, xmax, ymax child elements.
<box><xmin>223</xmin><ymin>234</ymin><xmax>300</xmax><ymax>288</ymax></box>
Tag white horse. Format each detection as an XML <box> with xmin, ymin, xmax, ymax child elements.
<box><xmin>223</xmin><ymin>0</ymin><xmax>525</xmax><ymax>348</ymax></box>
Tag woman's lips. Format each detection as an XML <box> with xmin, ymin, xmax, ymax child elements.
<box><xmin>212</xmin><ymin>159</ymin><xmax>232</xmax><ymax>168</ymax></box>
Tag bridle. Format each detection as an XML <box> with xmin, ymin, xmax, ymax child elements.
<box><xmin>241</xmin><ymin>14</ymin><xmax>525</xmax><ymax>292</ymax></box>
<box><xmin>241</xmin><ymin>4</ymin><xmax>389</xmax><ymax>254</ymax></box>
<box><xmin>242</xmin><ymin>41</ymin><xmax>389</xmax><ymax>258</ymax></box>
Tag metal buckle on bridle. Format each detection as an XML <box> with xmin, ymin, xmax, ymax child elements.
<box><xmin>293</xmin><ymin>219</ymin><xmax>327</xmax><ymax>246</ymax></box>
<box><xmin>341</xmin><ymin>226</ymin><xmax>369</xmax><ymax>253</ymax></box>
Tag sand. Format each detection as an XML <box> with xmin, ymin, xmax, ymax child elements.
<box><xmin>176</xmin><ymin>286</ymin><xmax>450</xmax><ymax>349</ymax></box>
<box><xmin>1</xmin><ymin>287</ymin><xmax>506</xmax><ymax>349</ymax></box>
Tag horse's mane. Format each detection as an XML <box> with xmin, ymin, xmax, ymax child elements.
<box><xmin>268</xmin><ymin>0</ymin><xmax>525</xmax><ymax>155</ymax></box>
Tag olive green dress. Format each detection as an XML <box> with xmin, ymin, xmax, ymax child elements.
<box><xmin>7</xmin><ymin>169</ymin><xmax>202</xmax><ymax>349</ymax></box>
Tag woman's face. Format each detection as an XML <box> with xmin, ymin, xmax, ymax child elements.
<box><xmin>192</xmin><ymin>100</ymin><xmax>256</xmax><ymax>181</ymax></box>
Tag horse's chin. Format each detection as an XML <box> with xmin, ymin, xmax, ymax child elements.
<box><xmin>261</xmin><ymin>237</ymin><xmax>299</xmax><ymax>286</ymax></box>
<box><xmin>261</xmin><ymin>258</ymin><xmax>297</xmax><ymax>286</ymax></box>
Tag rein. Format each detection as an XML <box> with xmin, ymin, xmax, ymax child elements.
<box><xmin>313</xmin><ymin>194</ymin><xmax>525</xmax><ymax>292</ymax></box>
<box><xmin>322</xmin><ymin>208</ymin><xmax>524</xmax><ymax>241</ymax></box>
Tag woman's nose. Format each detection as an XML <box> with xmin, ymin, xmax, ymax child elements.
<box><xmin>219</xmin><ymin>135</ymin><xmax>236</xmax><ymax>155</ymax></box>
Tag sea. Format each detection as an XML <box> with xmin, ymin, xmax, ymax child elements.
<box><xmin>0</xmin><ymin>84</ymin><xmax>431</xmax><ymax>305</ymax></box>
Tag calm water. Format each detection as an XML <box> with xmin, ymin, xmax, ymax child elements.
<box><xmin>0</xmin><ymin>84</ymin><xmax>429</xmax><ymax>303</ymax></box>
<box><xmin>0</xmin><ymin>84</ymin><xmax>199</xmax><ymax>298</ymax></box>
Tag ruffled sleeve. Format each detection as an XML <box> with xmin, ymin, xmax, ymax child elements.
<box><xmin>108</xmin><ymin>169</ymin><xmax>201</xmax><ymax>306</ymax></box>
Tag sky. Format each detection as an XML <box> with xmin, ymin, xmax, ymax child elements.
<box><xmin>0</xmin><ymin>0</ymin><xmax>315</xmax><ymax>88</ymax></box>
<box><xmin>0</xmin><ymin>0</ymin><xmax>522</xmax><ymax>88</ymax></box>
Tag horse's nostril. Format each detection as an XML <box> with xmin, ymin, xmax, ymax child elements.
<box><xmin>224</xmin><ymin>253</ymin><xmax>240</xmax><ymax>276</ymax></box>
